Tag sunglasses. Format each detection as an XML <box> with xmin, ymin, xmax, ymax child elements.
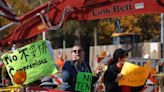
<box><xmin>72</xmin><ymin>50</ymin><xmax>81</xmax><ymax>53</ymax></box>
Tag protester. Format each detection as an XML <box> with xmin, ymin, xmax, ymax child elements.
<box><xmin>61</xmin><ymin>44</ymin><xmax>103</xmax><ymax>91</ymax></box>
<box><xmin>1</xmin><ymin>63</ymin><xmax>11</xmax><ymax>87</ymax></box>
<box><xmin>103</xmin><ymin>48</ymin><xmax>131</xmax><ymax>92</ymax></box>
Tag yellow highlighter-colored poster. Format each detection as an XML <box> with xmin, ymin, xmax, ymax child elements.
<box><xmin>118</xmin><ymin>60</ymin><xmax>150</xmax><ymax>86</ymax></box>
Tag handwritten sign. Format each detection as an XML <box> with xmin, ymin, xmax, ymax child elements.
<box><xmin>127</xmin><ymin>58</ymin><xmax>156</xmax><ymax>68</ymax></box>
<box><xmin>118</xmin><ymin>60</ymin><xmax>150</xmax><ymax>86</ymax></box>
<box><xmin>1</xmin><ymin>40</ymin><xmax>58</xmax><ymax>85</ymax></box>
<box><xmin>75</xmin><ymin>72</ymin><xmax>92</xmax><ymax>92</ymax></box>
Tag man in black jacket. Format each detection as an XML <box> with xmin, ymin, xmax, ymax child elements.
<box><xmin>61</xmin><ymin>44</ymin><xmax>102</xmax><ymax>92</ymax></box>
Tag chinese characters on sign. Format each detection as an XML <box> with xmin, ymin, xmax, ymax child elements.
<box><xmin>1</xmin><ymin>40</ymin><xmax>57</xmax><ymax>85</ymax></box>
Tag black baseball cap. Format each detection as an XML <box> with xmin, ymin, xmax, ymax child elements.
<box><xmin>113</xmin><ymin>48</ymin><xmax>132</xmax><ymax>60</ymax></box>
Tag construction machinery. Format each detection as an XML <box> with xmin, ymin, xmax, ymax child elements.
<box><xmin>0</xmin><ymin>0</ymin><xmax>163</xmax><ymax>48</ymax></box>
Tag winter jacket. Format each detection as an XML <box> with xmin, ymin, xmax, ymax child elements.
<box><xmin>103</xmin><ymin>63</ymin><xmax>121</xmax><ymax>92</ymax></box>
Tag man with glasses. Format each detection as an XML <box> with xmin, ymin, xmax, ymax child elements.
<box><xmin>61</xmin><ymin>44</ymin><xmax>102</xmax><ymax>91</ymax></box>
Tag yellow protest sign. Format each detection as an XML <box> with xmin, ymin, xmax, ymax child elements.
<box><xmin>118</xmin><ymin>60</ymin><xmax>150</xmax><ymax>86</ymax></box>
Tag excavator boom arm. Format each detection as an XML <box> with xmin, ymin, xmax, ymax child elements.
<box><xmin>0</xmin><ymin>0</ymin><xmax>163</xmax><ymax>48</ymax></box>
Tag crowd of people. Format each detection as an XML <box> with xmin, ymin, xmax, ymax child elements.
<box><xmin>59</xmin><ymin>44</ymin><xmax>145</xmax><ymax>92</ymax></box>
<box><xmin>0</xmin><ymin>43</ymin><xmax>147</xmax><ymax>92</ymax></box>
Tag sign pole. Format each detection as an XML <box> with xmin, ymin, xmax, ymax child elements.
<box><xmin>161</xmin><ymin>13</ymin><xmax>164</xmax><ymax>58</ymax></box>
<box><xmin>160</xmin><ymin>13</ymin><xmax>164</xmax><ymax>92</ymax></box>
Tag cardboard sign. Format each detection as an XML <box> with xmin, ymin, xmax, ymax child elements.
<box><xmin>118</xmin><ymin>60</ymin><xmax>150</xmax><ymax>86</ymax></box>
<box><xmin>1</xmin><ymin>40</ymin><xmax>58</xmax><ymax>85</ymax></box>
<box><xmin>127</xmin><ymin>58</ymin><xmax>157</xmax><ymax>68</ymax></box>
<box><xmin>75</xmin><ymin>72</ymin><xmax>92</xmax><ymax>92</ymax></box>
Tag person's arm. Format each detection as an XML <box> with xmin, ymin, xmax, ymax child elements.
<box><xmin>62</xmin><ymin>70</ymin><xmax>69</xmax><ymax>82</ymax></box>
<box><xmin>61</xmin><ymin>61</ymin><xmax>71</xmax><ymax>90</ymax></box>
<box><xmin>84</xmin><ymin>62</ymin><xmax>102</xmax><ymax>84</ymax></box>
<box><xmin>92</xmin><ymin>67</ymin><xmax>103</xmax><ymax>84</ymax></box>
<box><xmin>92</xmin><ymin>75</ymin><xmax>99</xmax><ymax>84</ymax></box>
<box><xmin>103</xmin><ymin>69</ymin><xmax>118</xmax><ymax>91</ymax></box>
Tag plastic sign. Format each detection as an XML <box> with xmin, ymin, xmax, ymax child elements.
<box><xmin>75</xmin><ymin>72</ymin><xmax>92</xmax><ymax>92</ymax></box>
<box><xmin>118</xmin><ymin>60</ymin><xmax>150</xmax><ymax>86</ymax></box>
<box><xmin>1</xmin><ymin>40</ymin><xmax>57</xmax><ymax>85</ymax></box>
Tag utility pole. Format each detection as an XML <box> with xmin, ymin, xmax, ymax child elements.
<box><xmin>63</xmin><ymin>39</ymin><xmax>66</xmax><ymax>60</ymax></box>
<box><xmin>94</xmin><ymin>27</ymin><xmax>97</xmax><ymax>46</ymax></box>
<box><xmin>113</xmin><ymin>19</ymin><xmax>122</xmax><ymax>45</ymax></box>
<box><xmin>42</xmin><ymin>32</ymin><xmax>46</xmax><ymax>40</ymax></box>
<box><xmin>160</xmin><ymin>13</ymin><xmax>164</xmax><ymax>92</ymax></box>
<box><xmin>39</xmin><ymin>0</ymin><xmax>46</xmax><ymax>40</ymax></box>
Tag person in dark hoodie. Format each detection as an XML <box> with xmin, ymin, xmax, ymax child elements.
<box><xmin>103</xmin><ymin>48</ymin><xmax>131</xmax><ymax>92</ymax></box>
<box><xmin>103</xmin><ymin>48</ymin><xmax>144</xmax><ymax>92</ymax></box>
<box><xmin>61</xmin><ymin>44</ymin><xmax>103</xmax><ymax>92</ymax></box>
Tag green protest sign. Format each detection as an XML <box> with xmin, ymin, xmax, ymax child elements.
<box><xmin>1</xmin><ymin>40</ymin><xmax>58</xmax><ymax>85</ymax></box>
<box><xmin>75</xmin><ymin>72</ymin><xmax>92</xmax><ymax>92</ymax></box>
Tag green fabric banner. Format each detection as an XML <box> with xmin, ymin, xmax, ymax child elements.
<box><xmin>75</xmin><ymin>72</ymin><xmax>92</xmax><ymax>92</ymax></box>
<box><xmin>1</xmin><ymin>40</ymin><xmax>58</xmax><ymax>85</ymax></box>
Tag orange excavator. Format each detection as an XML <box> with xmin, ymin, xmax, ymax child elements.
<box><xmin>0</xmin><ymin>0</ymin><xmax>163</xmax><ymax>48</ymax></box>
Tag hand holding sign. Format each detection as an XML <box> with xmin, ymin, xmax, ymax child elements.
<box><xmin>116</xmin><ymin>73</ymin><xmax>123</xmax><ymax>82</ymax></box>
<box><xmin>96</xmin><ymin>66</ymin><xmax>103</xmax><ymax>77</ymax></box>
